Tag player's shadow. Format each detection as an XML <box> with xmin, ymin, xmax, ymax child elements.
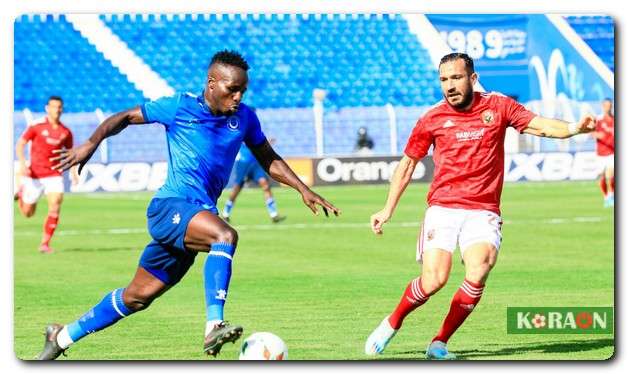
<box><xmin>62</xmin><ymin>246</ymin><xmax>139</xmax><ymax>253</ymax></box>
<box><xmin>385</xmin><ymin>338</ymin><xmax>614</xmax><ymax>360</ymax></box>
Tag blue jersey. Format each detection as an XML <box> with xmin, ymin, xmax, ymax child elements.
<box><xmin>236</xmin><ymin>143</ymin><xmax>257</xmax><ymax>164</ymax></box>
<box><xmin>141</xmin><ymin>92</ymin><xmax>266</xmax><ymax>207</ymax></box>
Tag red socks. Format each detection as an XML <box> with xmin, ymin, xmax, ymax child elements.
<box><xmin>388</xmin><ymin>277</ymin><xmax>486</xmax><ymax>343</ymax></box>
<box><xmin>42</xmin><ymin>213</ymin><xmax>59</xmax><ymax>245</ymax></box>
<box><xmin>388</xmin><ymin>277</ymin><xmax>429</xmax><ymax>329</ymax></box>
<box><xmin>609</xmin><ymin>176</ymin><xmax>615</xmax><ymax>194</ymax></box>
<box><xmin>599</xmin><ymin>176</ymin><xmax>608</xmax><ymax>197</ymax></box>
<box><xmin>433</xmin><ymin>279</ymin><xmax>484</xmax><ymax>343</ymax></box>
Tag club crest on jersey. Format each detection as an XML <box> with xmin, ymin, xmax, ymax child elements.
<box><xmin>226</xmin><ymin>116</ymin><xmax>240</xmax><ymax>131</ymax></box>
<box><xmin>42</xmin><ymin>129</ymin><xmax>49</xmax><ymax>137</ymax></box>
<box><xmin>427</xmin><ymin>229</ymin><xmax>435</xmax><ymax>241</ymax></box>
<box><xmin>481</xmin><ymin>110</ymin><xmax>495</xmax><ymax>125</ymax></box>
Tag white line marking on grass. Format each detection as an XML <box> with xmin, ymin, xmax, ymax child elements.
<box><xmin>14</xmin><ymin>216</ymin><xmax>606</xmax><ymax>237</ymax></box>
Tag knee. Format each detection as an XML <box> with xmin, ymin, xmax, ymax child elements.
<box><xmin>22</xmin><ymin>209</ymin><xmax>36</xmax><ymax>218</ymax></box>
<box><xmin>215</xmin><ymin>227</ymin><xmax>238</xmax><ymax>246</ymax></box>
<box><xmin>466</xmin><ymin>262</ymin><xmax>496</xmax><ymax>284</ymax></box>
<box><xmin>421</xmin><ymin>270</ymin><xmax>449</xmax><ymax>295</ymax></box>
<box><xmin>122</xmin><ymin>288</ymin><xmax>155</xmax><ymax>312</ymax></box>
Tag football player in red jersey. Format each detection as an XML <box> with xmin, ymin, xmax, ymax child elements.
<box><xmin>15</xmin><ymin>96</ymin><xmax>78</xmax><ymax>253</ymax></box>
<box><xmin>365</xmin><ymin>53</ymin><xmax>595</xmax><ymax>359</ymax></box>
<box><xmin>591</xmin><ymin>98</ymin><xmax>614</xmax><ymax>207</ymax></box>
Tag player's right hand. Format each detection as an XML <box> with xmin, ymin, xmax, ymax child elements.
<box><xmin>50</xmin><ymin>142</ymin><xmax>97</xmax><ymax>174</ymax></box>
<box><xmin>370</xmin><ymin>209</ymin><xmax>392</xmax><ymax>235</ymax></box>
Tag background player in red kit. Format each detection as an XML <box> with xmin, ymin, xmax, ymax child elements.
<box><xmin>364</xmin><ymin>53</ymin><xmax>596</xmax><ymax>359</ymax></box>
<box><xmin>592</xmin><ymin>98</ymin><xmax>614</xmax><ymax>207</ymax></box>
<box><xmin>15</xmin><ymin>96</ymin><xmax>78</xmax><ymax>253</ymax></box>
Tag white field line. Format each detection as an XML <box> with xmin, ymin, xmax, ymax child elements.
<box><xmin>14</xmin><ymin>216</ymin><xmax>607</xmax><ymax>237</ymax></box>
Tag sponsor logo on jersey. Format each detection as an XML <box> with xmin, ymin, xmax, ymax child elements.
<box><xmin>226</xmin><ymin>116</ymin><xmax>240</xmax><ymax>131</ymax></box>
<box><xmin>481</xmin><ymin>110</ymin><xmax>495</xmax><ymax>125</ymax></box>
<box><xmin>45</xmin><ymin>137</ymin><xmax>63</xmax><ymax>146</ymax></box>
<box><xmin>455</xmin><ymin>128</ymin><xmax>485</xmax><ymax>142</ymax></box>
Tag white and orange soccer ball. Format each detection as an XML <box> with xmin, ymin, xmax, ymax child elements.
<box><xmin>238</xmin><ymin>332</ymin><xmax>288</xmax><ymax>360</ymax></box>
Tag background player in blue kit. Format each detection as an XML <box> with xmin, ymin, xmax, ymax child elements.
<box><xmin>222</xmin><ymin>141</ymin><xmax>286</xmax><ymax>223</ymax></box>
<box><xmin>38</xmin><ymin>50</ymin><xmax>340</xmax><ymax>360</ymax></box>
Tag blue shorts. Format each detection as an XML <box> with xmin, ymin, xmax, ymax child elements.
<box><xmin>233</xmin><ymin>160</ymin><xmax>267</xmax><ymax>187</ymax></box>
<box><xmin>139</xmin><ymin>197</ymin><xmax>216</xmax><ymax>285</ymax></box>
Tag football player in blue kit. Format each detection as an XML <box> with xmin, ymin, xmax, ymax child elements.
<box><xmin>38</xmin><ymin>50</ymin><xmax>340</xmax><ymax>360</ymax></box>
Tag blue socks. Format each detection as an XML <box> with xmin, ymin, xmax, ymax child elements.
<box><xmin>224</xmin><ymin>197</ymin><xmax>279</xmax><ymax>218</ymax></box>
<box><xmin>223</xmin><ymin>200</ymin><xmax>234</xmax><ymax>217</ymax></box>
<box><xmin>66</xmin><ymin>288</ymin><xmax>135</xmax><ymax>342</ymax></box>
<box><xmin>266</xmin><ymin>197</ymin><xmax>278</xmax><ymax>218</ymax></box>
<box><xmin>204</xmin><ymin>242</ymin><xmax>236</xmax><ymax>321</ymax></box>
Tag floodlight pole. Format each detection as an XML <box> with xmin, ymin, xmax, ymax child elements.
<box><xmin>313</xmin><ymin>89</ymin><xmax>327</xmax><ymax>157</ymax></box>
<box><xmin>385</xmin><ymin>103</ymin><xmax>398</xmax><ymax>155</ymax></box>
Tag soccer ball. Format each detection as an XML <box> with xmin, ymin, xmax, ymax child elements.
<box><xmin>238</xmin><ymin>332</ymin><xmax>288</xmax><ymax>360</ymax></box>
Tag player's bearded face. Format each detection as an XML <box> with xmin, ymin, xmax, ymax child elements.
<box><xmin>439</xmin><ymin>60</ymin><xmax>477</xmax><ymax>110</ymax></box>
<box><xmin>207</xmin><ymin>64</ymin><xmax>248</xmax><ymax>116</ymax></box>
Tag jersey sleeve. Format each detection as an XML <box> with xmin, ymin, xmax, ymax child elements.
<box><xmin>63</xmin><ymin>130</ymin><xmax>74</xmax><ymax>149</ymax></box>
<box><xmin>503</xmin><ymin>96</ymin><xmax>537</xmax><ymax>133</ymax></box>
<box><xmin>243</xmin><ymin>108</ymin><xmax>267</xmax><ymax>148</ymax></box>
<box><xmin>20</xmin><ymin>125</ymin><xmax>36</xmax><ymax>142</ymax></box>
<box><xmin>404</xmin><ymin>117</ymin><xmax>433</xmax><ymax>160</ymax></box>
<box><xmin>141</xmin><ymin>93</ymin><xmax>181</xmax><ymax>128</ymax></box>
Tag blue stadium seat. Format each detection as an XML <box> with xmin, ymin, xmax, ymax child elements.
<box><xmin>14</xmin><ymin>15</ymin><xmax>144</xmax><ymax>112</ymax></box>
<box><xmin>565</xmin><ymin>15</ymin><xmax>614</xmax><ymax>72</ymax></box>
<box><xmin>15</xmin><ymin>14</ymin><xmax>445</xmax><ymax>158</ymax></box>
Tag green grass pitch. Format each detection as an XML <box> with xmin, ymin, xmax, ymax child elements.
<box><xmin>13</xmin><ymin>181</ymin><xmax>614</xmax><ymax>360</ymax></box>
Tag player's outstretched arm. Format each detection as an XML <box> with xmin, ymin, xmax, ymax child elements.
<box><xmin>251</xmin><ymin>140</ymin><xmax>340</xmax><ymax>217</ymax></box>
<box><xmin>371</xmin><ymin>155</ymin><xmax>418</xmax><ymax>235</ymax></box>
<box><xmin>522</xmin><ymin>114</ymin><xmax>596</xmax><ymax>139</ymax></box>
<box><xmin>51</xmin><ymin>107</ymin><xmax>146</xmax><ymax>173</ymax></box>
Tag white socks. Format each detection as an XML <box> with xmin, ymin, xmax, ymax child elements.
<box><xmin>56</xmin><ymin>326</ymin><xmax>74</xmax><ymax>349</ymax></box>
<box><xmin>205</xmin><ymin>320</ymin><xmax>222</xmax><ymax>336</ymax></box>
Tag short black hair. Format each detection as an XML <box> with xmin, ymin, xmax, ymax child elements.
<box><xmin>210</xmin><ymin>50</ymin><xmax>249</xmax><ymax>71</ymax></box>
<box><xmin>603</xmin><ymin>98</ymin><xmax>613</xmax><ymax>102</ymax></box>
<box><xmin>439</xmin><ymin>52</ymin><xmax>475</xmax><ymax>74</ymax></box>
<box><xmin>48</xmin><ymin>95</ymin><xmax>63</xmax><ymax>104</ymax></box>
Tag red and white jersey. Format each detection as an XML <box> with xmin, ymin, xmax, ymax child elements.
<box><xmin>21</xmin><ymin>117</ymin><xmax>73</xmax><ymax>178</ymax></box>
<box><xmin>595</xmin><ymin>114</ymin><xmax>614</xmax><ymax>156</ymax></box>
<box><xmin>404</xmin><ymin>92</ymin><xmax>536</xmax><ymax>215</ymax></box>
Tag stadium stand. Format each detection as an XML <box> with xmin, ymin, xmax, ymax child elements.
<box><xmin>101</xmin><ymin>13</ymin><xmax>439</xmax><ymax>110</ymax></box>
<box><xmin>564</xmin><ymin>15</ymin><xmax>614</xmax><ymax>72</ymax></box>
<box><xmin>14</xmin><ymin>14</ymin><xmax>440</xmax><ymax>157</ymax></box>
<box><xmin>14</xmin><ymin>14</ymin><xmax>145</xmax><ymax>113</ymax></box>
<box><xmin>14</xmin><ymin>14</ymin><xmax>612</xmax><ymax>158</ymax></box>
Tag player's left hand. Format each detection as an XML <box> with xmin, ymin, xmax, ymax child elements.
<box><xmin>50</xmin><ymin>142</ymin><xmax>98</xmax><ymax>174</ymax></box>
<box><xmin>576</xmin><ymin>114</ymin><xmax>596</xmax><ymax>134</ymax></box>
<box><xmin>301</xmin><ymin>189</ymin><xmax>340</xmax><ymax>217</ymax></box>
